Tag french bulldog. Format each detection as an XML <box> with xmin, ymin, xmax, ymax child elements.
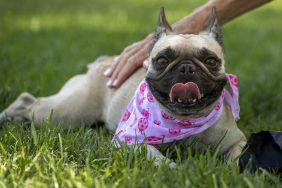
<box><xmin>0</xmin><ymin>8</ymin><xmax>246</xmax><ymax>167</ymax></box>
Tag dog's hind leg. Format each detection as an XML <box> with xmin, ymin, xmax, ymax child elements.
<box><xmin>0</xmin><ymin>92</ymin><xmax>36</xmax><ymax>125</ymax></box>
<box><xmin>34</xmin><ymin>73</ymin><xmax>106</xmax><ymax>128</ymax></box>
<box><xmin>0</xmin><ymin>59</ymin><xmax>108</xmax><ymax>129</ymax></box>
<box><xmin>0</xmin><ymin>77</ymin><xmax>92</xmax><ymax>128</ymax></box>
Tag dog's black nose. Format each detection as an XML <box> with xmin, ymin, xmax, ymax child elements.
<box><xmin>178</xmin><ymin>61</ymin><xmax>196</xmax><ymax>75</ymax></box>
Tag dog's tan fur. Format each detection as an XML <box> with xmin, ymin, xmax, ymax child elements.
<box><xmin>0</xmin><ymin>55</ymin><xmax>246</xmax><ymax>166</ymax></box>
<box><xmin>0</xmin><ymin>9</ymin><xmax>246</xmax><ymax>167</ymax></box>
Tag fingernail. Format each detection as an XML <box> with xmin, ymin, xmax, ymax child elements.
<box><xmin>112</xmin><ymin>79</ymin><xmax>119</xmax><ymax>87</ymax></box>
<box><xmin>104</xmin><ymin>68</ymin><xmax>112</xmax><ymax>76</ymax></box>
<box><xmin>114</xmin><ymin>56</ymin><xmax>120</xmax><ymax>62</ymax></box>
<box><xmin>143</xmin><ymin>59</ymin><xmax>149</xmax><ymax>68</ymax></box>
<box><xmin>107</xmin><ymin>79</ymin><xmax>113</xmax><ymax>87</ymax></box>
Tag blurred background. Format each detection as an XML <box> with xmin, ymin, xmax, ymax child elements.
<box><xmin>0</xmin><ymin>0</ymin><xmax>281</xmax><ymax>134</ymax></box>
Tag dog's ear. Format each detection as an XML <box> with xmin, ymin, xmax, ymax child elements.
<box><xmin>154</xmin><ymin>7</ymin><xmax>173</xmax><ymax>42</ymax></box>
<box><xmin>200</xmin><ymin>7</ymin><xmax>222</xmax><ymax>46</ymax></box>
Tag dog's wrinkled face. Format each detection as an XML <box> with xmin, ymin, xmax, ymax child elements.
<box><xmin>146</xmin><ymin>8</ymin><xmax>227</xmax><ymax>116</ymax></box>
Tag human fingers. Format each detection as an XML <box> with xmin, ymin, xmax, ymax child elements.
<box><xmin>103</xmin><ymin>56</ymin><xmax>119</xmax><ymax>77</ymax></box>
<box><xmin>104</xmin><ymin>42</ymin><xmax>141</xmax><ymax>78</ymax></box>
<box><xmin>108</xmin><ymin>47</ymin><xmax>143</xmax><ymax>87</ymax></box>
<box><xmin>106</xmin><ymin>34</ymin><xmax>153</xmax><ymax>87</ymax></box>
<box><xmin>143</xmin><ymin>59</ymin><xmax>149</xmax><ymax>69</ymax></box>
<box><xmin>110</xmin><ymin>48</ymin><xmax>149</xmax><ymax>88</ymax></box>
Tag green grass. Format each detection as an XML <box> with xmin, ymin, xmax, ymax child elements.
<box><xmin>0</xmin><ymin>0</ymin><xmax>282</xmax><ymax>187</ymax></box>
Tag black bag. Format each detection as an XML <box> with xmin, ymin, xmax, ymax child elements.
<box><xmin>239</xmin><ymin>131</ymin><xmax>282</xmax><ymax>174</ymax></box>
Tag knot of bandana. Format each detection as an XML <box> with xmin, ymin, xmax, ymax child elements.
<box><xmin>113</xmin><ymin>73</ymin><xmax>239</xmax><ymax>146</ymax></box>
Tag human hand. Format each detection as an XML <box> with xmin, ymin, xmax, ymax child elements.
<box><xmin>104</xmin><ymin>34</ymin><xmax>153</xmax><ymax>88</ymax></box>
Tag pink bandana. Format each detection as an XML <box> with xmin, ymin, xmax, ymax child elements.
<box><xmin>113</xmin><ymin>74</ymin><xmax>239</xmax><ymax>146</ymax></box>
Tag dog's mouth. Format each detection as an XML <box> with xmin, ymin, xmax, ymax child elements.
<box><xmin>169</xmin><ymin>82</ymin><xmax>202</xmax><ymax>104</ymax></box>
<box><xmin>147</xmin><ymin>77</ymin><xmax>227</xmax><ymax>116</ymax></box>
<box><xmin>166</xmin><ymin>81</ymin><xmax>219</xmax><ymax>111</ymax></box>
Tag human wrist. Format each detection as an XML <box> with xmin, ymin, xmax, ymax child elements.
<box><xmin>146</xmin><ymin>33</ymin><xmax>154</xmax><ymax>42</ymax></box>
<box><xmin>172</xmin><ymin>2</ymin><xmax>213</xmax><ymax>34</ymax></box>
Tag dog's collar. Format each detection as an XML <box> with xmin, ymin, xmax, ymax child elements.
<box><xmin>113</xmin><ymin>74</ymin><xmax>239</xmax><ymax>146</ymax></box>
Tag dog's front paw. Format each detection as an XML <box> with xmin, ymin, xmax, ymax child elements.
<box><xmin>225</xmin><ymin>140</ymin><xmax>246</xmax><ymax>163</ymax></box>
<box><xmin>154</xmin><ymin>158</ymin><xmax>177</xmax><ymax>169</ymax></box>
<box><xmin>168</xmin><ymin>161</ymin><xmax>177</xmax><ymax>169</ymax></box>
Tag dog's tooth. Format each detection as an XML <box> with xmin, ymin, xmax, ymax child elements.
<box><xmin>177</xmin><ymin>98</ymin><xmax>182</xmax><ymax>103</ymax></box>
<box><xmin>192</xmin><ymin>99</ymin><xmax>196</xmax><ymax>103</ymax></box>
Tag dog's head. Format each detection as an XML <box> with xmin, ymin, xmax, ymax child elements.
<box><xmin>145</xmin><ymin>7</ymin><xmax>227</xmax><ymax>117</ymax></box>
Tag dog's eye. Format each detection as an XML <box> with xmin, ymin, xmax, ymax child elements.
<box><xmin>204</xmin><ymin>57</ymin><xmax>218</xmax><ymax>68</ymax></box>
<box><xmin>156</xmin><ymin>56</ymin><xmax>169</xmax><ymax>64</ymax></box>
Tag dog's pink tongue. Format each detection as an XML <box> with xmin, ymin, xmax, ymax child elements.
<box><xmin>169</xmin><ymin>82</ymin><xmax>201</xmax><ymax>102</ymax></box>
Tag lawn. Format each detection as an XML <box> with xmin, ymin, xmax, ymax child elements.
<box><xmin>0</xmin><ymin>0</ymin><xmax>282</xmax><ymax>187</ymax></box>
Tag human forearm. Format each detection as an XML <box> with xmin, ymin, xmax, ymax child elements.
<box><xmin>172</xmin><ymin>0</ymin><xmax>272</xmax><ymax>34</ymax></box>
<box><xmin>105</xmin><ymin>0</ymin><xmax>272</xmax><ymax>88</ymax></box>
